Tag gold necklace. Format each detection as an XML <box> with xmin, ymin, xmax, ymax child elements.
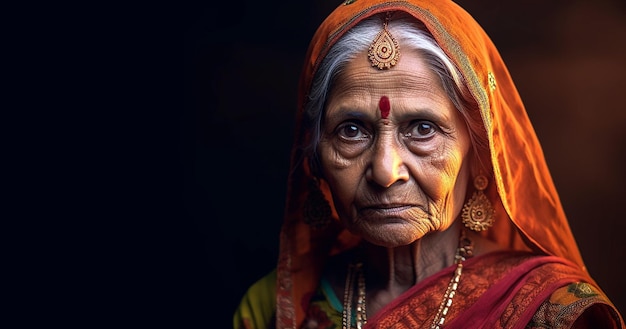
<box><xmin>342</xmin><ymin>231</ymin><xmax>473</xmax><ymax>329</ymax></box>
<box><xmin>431</xmin><ymin>230</ymin><xmax>473</xmax><ymax>328</ymax></box>
<box><xmin>342</xmin><ymin>261</ymin><xmax>366</xmax><ymax>329</ymax></box>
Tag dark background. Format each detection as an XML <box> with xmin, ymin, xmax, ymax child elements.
<box><xmin>180</xmin><ymin>1</ymin><xmax>626</xmax><ymax>327</ymax></box>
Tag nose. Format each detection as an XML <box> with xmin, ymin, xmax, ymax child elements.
<box><xmin>367</xmin><ymin>134</ymin><xmax>409</xmax><ymax>188</ymax></box>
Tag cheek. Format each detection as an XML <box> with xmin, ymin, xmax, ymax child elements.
<box><xmin>419</xmin><ymin>144</ymin><xmax>469</xmax><ymax>205</ymax></box>
<box><xmin>318</xmin><ymin>142</ymin><xmax>363</xmax><ymax>213</ymax></box>
<box><xmin>450</xmin><ymin>159</ymin><xmax>470</xmax><ymax>208</ymax></box>
<box><xmin>323</xmin><ymin>170</ymin><xmax>359</xmax><ymax>221</ymax></box>
<box><xmin>441</xmin><ymin>147</ymin><xmax>471</xmax><ymax>219</ymax></box>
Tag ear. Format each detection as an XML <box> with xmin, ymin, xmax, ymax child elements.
<box><xmin>467</xmin><ymin>150</ymin><xmax>481</xmax><ymax>178</ymax></box>
<box><xmin>468</xmin><ymin>147</ymin><xmax>492</xmax><ymax>179</ymax></box>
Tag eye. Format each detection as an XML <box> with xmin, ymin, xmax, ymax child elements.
<box><xmin>337</xmin><ymin>122</ymin><xmax>369</xmax><ymax>141</ymax></box>
<box><xmin>406</xmin><ymin>120</ymin><xmax>437</xmax><ymax>140</ymax></box>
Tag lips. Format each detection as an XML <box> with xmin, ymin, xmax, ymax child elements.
<box><xmin>358</xmin><ymin>204</ymin><xmax>418</xmax><ymax>216</ymax></box>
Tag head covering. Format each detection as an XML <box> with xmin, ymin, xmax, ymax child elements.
<box><xmin>276</xmin><ymin>1</ymin><xmax>590</xmax><ymax>327</ymax></box>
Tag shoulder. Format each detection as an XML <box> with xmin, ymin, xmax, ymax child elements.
<box><xmin>465</xmin><ymin>253</ymin><xmax>624</xmax><ymax>328</ymax></box>
<box><xmin>233</xmin><ymin>269</ymin><xmax>277</xmax><ymax>329</ymax></box>
<box><xmin>527</xmin><ymin>282</ymin><xmax>624</xmax><ymax>328</ymax></box>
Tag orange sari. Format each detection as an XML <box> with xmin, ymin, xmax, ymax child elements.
<box><xmin>234</xmin><ymin>0</ymin><xmax>625</xmax><ymax>328</ymax></box>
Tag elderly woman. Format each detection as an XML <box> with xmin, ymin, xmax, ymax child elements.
<box><xmin>233</xmin><ymin>0</ymin><xmax>624</xmax><ymax>328</ymax></box>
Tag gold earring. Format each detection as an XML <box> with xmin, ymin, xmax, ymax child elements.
<box><xmin>303</xmin><ymin>178</ymin><xmax>332</xmax><ymax>229</ymax></box>
<box><xmin>461</xmin><ymin>175</ymin><xmax>495</xmax><ymax>231</ymax></box>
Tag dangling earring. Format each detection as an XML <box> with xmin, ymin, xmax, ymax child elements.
<box><xmin>303</xmin><ymin>177</ymin><xmax>332</xmax><ymax>229</ymax></box>
<box><xmin>461</xmin><ymin>175</ymin><xmax>495</xmax><ymax>231</ymax></box>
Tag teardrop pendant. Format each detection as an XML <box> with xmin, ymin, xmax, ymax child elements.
<box><xmin>368</xmin><ymin>15</ymin><xmax>399</xmax><ymax>69</ymax></box>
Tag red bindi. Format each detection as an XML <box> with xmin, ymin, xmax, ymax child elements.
<box><xmin>379</xmin><ymin>96</ymin><xmax>390</xmax><ymax>119</ymax></box>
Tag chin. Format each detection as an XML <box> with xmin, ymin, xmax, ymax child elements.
<box><xmin>364</xmin><ymin>239</ymin><xmax>412</xmax><ymax>248</ymax></box>
<box><xmin>359</xmin><ymin>225</ymin><xmax>424</xmax><ymax>248</ymax></box>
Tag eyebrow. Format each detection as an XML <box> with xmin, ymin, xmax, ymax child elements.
<box><xmin>324</xmin><ymin>100</ymin><xmax>453</xmax><ymax>127</ymax></box>
<box><xmin>324</xmin><ymin>109</ymin><xmax>372</xmax><ymax>123</ymax></box>
<box><xmin>394</xmin><ymin>107</ymin><xmax>443</xmax><ymax>119</ymax></box>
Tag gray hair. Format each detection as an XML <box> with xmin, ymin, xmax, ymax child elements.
<box><xmin>303</xmin><ymin>14</ymin><xmax>489</xmax><ymax>175</ymax></box>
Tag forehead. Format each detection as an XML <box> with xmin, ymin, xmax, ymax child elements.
<box><xmin>326</xmin><ymin>50</ymin><xmax>451</xmax><ymax>114</ymax></box>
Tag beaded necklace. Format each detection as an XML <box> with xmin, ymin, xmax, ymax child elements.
<box><xmin>341</xmin><ymin>231</ymin><xmax>474</xmax><ymax>329</ymax></box>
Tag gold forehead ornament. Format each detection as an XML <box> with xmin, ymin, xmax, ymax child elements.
<box><xmin>368</xmin><ymin>13</ymin><xmax>400</xmax><ymax>69</ymax></box>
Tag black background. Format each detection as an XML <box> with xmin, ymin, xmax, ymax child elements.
<box><xmin>25</xmin><ymin>1</ymin><xmax>622</xmax><ymax>328</ymax></box>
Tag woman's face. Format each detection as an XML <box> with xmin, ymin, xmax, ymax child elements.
<box><xmin>318</xmin><ymin>49</ymin><xmax>472</xmax><ymax>248</ymax></box>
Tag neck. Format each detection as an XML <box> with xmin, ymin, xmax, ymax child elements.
<box><xmin>362</xmin><ymin>221</ymin><xmax>462</xmax><ymax>313</ymax></box>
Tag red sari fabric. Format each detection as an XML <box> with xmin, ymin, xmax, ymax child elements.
<box><xmin>272</xmin><ymin>0</ymin><xmax>625</xmax><ymax>327</ymax></box>
<box><xmin>366</xmin><ymin>251</ymin><xmax>619</xmax><ymax>328</ymax></box>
